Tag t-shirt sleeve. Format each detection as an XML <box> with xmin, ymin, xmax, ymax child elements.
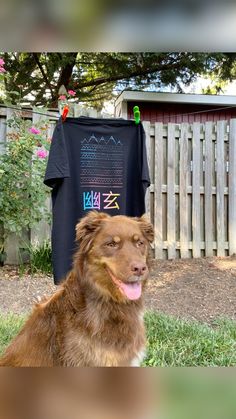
<box><xmin>44</xmin><ymin>120</ymin><xmax>70</xmax><ymax>188</ymax></box>
<box><xmin>140</xmin><ymin>123</ymin><xmax>150</xmax><ymax>187</ymax></box>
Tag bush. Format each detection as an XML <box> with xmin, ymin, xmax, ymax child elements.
<box><xmin>18</xmin><ymin>241</ymin><xmax>53</xmax><ymax>276</ymax></box>
<box><xmin>0</xmin><ymin>111</ymin><xmax>52</xmax><ymax>253</ymax></box>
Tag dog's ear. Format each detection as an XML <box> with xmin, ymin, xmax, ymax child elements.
<box><xmin>136</xmin><ymin>215</ymin><xmax>154</xmax><ymax>243</ymax></box>
<box><xmin>76</xmin><ymin>211</ymin><xmax>110</xmax><ymax>252</ymax></box>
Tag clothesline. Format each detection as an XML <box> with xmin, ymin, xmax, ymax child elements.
<box><xmin>0</xmin><ymin>104</ymin><xmax>60</xmax><ymax>118</ymax></box>
<box><xmin>1</xmin><ymin>103</ymin><xmax>236</xmax><ymax>121</ymax></box>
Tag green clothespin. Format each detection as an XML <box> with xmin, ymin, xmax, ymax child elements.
<box><xmin>133</xmin><ymin>105</ymin><xmax>140</xmax><ymax>124</ymax></box>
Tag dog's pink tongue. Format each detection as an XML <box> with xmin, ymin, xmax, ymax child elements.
<box><xmin>120</xmin><ymin>281</ymin><xmax>142</xmax><ymax>300</ymax></box>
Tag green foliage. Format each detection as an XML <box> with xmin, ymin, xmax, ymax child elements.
<box><xmin>1</xmin><ymin>52</ymin><xmax>235</xmax><ymax>109</ymax></box>
<box><xmin>28</xmin><ymin>241</ymin><xmax>52</xmax><ymax>275</ymax></box>
<box><xmin>143</xmin><ymin>312</ymin><xmax>236</xmax><ymax>366</ymax></box>
<box><xmin>17</xmin><ymin>241</ymin><xmax>53</xmax><ymax>276</ymax></box>
<box><xmin>0</xmin><ymin>112</ymin><xmax>51</xmax><ymax>244</ymax></box>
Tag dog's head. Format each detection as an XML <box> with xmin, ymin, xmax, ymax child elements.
<box><xmin>75</xmin><ymin>211</ymin><xmax>154</xmax><ymax>302</ymax></box>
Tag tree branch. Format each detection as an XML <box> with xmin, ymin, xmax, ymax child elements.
<box><xmin>32</xmin><ymin>53</ymin><xmax>54</xmax><ymax>98</ymax></box>
<box><xmin>75</xmin><ymin>60</ymin><xmax>186</xmax><ymax>90</ymax></box>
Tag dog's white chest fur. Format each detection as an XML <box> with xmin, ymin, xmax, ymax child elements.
<box><xmin>130</xmin><ymin>311</ymin><xmax>146</xmax><ymax>366</ymax></box>
<box><xmin>130</xmin><ymin>349</ymin><xmax>146</xmax><ymax>367</ymax></box>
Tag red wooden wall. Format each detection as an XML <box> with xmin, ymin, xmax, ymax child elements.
<box><xmin>127</xmin><ymin>101</ymin><xmax>236</xmax><ymax>123</ymax></box>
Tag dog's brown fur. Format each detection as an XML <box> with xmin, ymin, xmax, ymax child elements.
<box><xmin>0</xmin><ymin>211</ymin><xmax>154</xmax><ymax>367</ymax></box>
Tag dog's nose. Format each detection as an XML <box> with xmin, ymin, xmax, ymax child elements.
<box><xmin>131</xmin><ymin>262</ymin><xmax>147</xmax><ymax>276</ymax></box>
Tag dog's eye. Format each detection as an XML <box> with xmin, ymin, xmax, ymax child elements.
<box><xmin>137</xmin><ymin>240</ymin><xmax>144</xmax><ymax>247</ymax></box>
<box><xmin>106</xmin><ymin>242</ymin><xmax>118</xmax><ymax>248</ymax></box>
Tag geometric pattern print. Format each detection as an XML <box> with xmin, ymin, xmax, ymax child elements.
<box><xmin>81</xmin><ymin>160</ymin><xmax>123</xmax><ymax>168</ymax></box>
<box><xmin>81</xmin><ymin>168</ymin><xmax>123</xmax><ymax>176</ymax></box>
<box><xmin>81</xmin><ymin>144</ymin><xmax>123</xmax><ymax>152</ymax></box>
<box><xmin>81</xmin><ymin>134</ymin><xmax>123</xmax><ymax>146</ymax></box>
<box><xmin>81</xmin><ymin>152</ymin><xmax>123</xmax><ymax>161</ymax></box>
<box><xmin>81</xmin><ymin>177</ymin><xmax>123</xmax><ymax>185</ymax></box>
<box><xmin>80</xmin><ymin>133</ymin><xmax>124</xmax><ymax>188</ymax></box>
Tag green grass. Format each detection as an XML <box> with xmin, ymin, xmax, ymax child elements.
<box><xmin>0</xmin><ymin>312</ymin><xmax>236</xmax><ymax>366</ymax></box>
<box><xmin>0</xmin><ymin>313</ymin><xmax>25</xmax><ymax>355</ymax></box>
<box><xmin>144</xmin><ymin>311</ymin><xmax>236</xmax><ymax>366</ymax></box>
<box><xmin>29</xmin><ymin>241</ymin><xmax>52</xmax><ymax>275</ymax></box>
<box><xmin>18</xmin><ymin>241</ymin><xmax>53</xmax><ymax>276</ymax></box>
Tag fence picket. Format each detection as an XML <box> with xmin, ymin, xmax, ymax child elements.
<box><xmin>143</xmin><ymin>121</ymin><xmax>151</xmax><ymax>219</ymax></box>
<box><xmin>216</xmin><ymin>121</ymin><xmax>225</xmax><ymax>256</ymax></box>
<box><xmin>0</xmin><ymin>117</ymin><xmax>6</xmax><ymax>155</ymax></box>
<box><xmin>204</xmin><ymin>122</ymin><xmax>213</xmax><ymax>256</ymax></box>
<box><xmin>179</xmin><ymin>124</ymin><xmax>189</xmax><ymax>258</ymax></box>
<box><xmin>167</xmin><ymin>124</ymin><xmax>176</xmax><ymax>259</ymax></box>
<box><xmin>192</xmin><ymin>123</ymin><xmax>201</xmax><ymax>257</ymax></box>
<box><xmin>228</xmin><ymin>119</ymin><xmax>236</xmax><ymax>255</ymax></box>
<box><xmin>154</xmin><ymin>123</ymin><xmax>163</xmax><ymax>258</ymax></box>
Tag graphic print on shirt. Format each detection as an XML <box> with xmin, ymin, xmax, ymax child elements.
<box><xmin>80</xmin><ymin>134</ymin><xmax>124</xmax><ymax>211</ymax></box>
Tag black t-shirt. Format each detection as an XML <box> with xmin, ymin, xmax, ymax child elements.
<box><xmin>44</xmin><ymin>116</ymin><xmax>150</xmax><ymax>284</ymax></box>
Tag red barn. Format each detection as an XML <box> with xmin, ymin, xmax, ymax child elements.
<box><xmin>114</xmin><ymin>91</ymin><xmax>236</xmax><ymax>123</ymax></box>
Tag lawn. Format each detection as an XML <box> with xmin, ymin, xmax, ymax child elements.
<box><xmin>0</xmin><ymin>314</ymin><xmax>25</xmax><ymax>356</ymax></box>
<box><xmin>144</xmin><ymin>312</ymin><xmax>236</xmax><ymax>366</ymax></box>
<box><xmin>0</xmin><ymin>312</ymin><xmax>236</xmax><ymax>366</ymax></box>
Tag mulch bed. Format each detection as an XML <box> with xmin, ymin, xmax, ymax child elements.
<box><xmin>0</xmin><ymin>256</ymin><xmax>236</xmax><ymax>324</ymax></box>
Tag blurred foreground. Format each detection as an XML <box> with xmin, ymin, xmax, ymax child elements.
<box><xmin>0</xmin><ymin>0</ymin><xmax>235</xmax><ymax>50</ymax></box>
<box><xmin>0</xmin><ymin>368</ymin><xmax>236</xmax><ymax>419</ymax></box>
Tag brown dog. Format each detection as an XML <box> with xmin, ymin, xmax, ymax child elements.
<box><xmin>0</xmin><ymin>211</ymin><xmax>154</xmax><ymax>367</ymax></box>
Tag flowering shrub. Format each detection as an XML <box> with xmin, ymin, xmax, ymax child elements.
<box><xmin>29</xmin><ymin>126</ymin><xmax>41</xmax><ymax>135</ymax></box>
<box><xmin>68</xmin><ymin>90</ymin><xmax>76</xmax><ymax>96</ymax></box>
<box><xmin>36</xmin><ymin>147</ymin><xmax>48</xmax><ymax>159</ymax></box>
<box><xmin>58</xmin><ymin>88</ymin><xmax>77</xmax><ymax>116</ymax></box>
<box><xmin>0</xmin><ymin>112</ymin><xmax>51</xmax><ymax>249</ymax></box>
<box><xmin>0</xmin><ymin>58</ymin><xmax>6</xmax><ymax>74</ymax></box>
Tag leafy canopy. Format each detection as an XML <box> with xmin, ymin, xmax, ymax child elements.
<box><xmin>1</xmin><ymin>52</ymin><xmax>235</xmax><ymax>109</ymax></box>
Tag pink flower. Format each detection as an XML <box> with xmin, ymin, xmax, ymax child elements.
<box><xmin>0</xmin><ymin>67</ymin><xmax>6</xmax><ymax>73</ymax></box>
<box><xmin>36</xmin><ymin>148</ymin><xmax>48</xmax><ymax>159</ymax></box>
<box><xmin>68</xmin><ymin>90</ymin><xmax>76</xmax><ymax>96</ymax></box>
<box><xmin>59</xmin><ymin>95</ymin><xmax>66</xmax><ymax>101</ymax></box>
<box><xmin>0</xmin><ymin>58</ymin><xmax>5</xmax><ymax>66</ymax></box>
<box><xmin>29</xmin><ymin>127</ymin><xmax>40</xmax><ymax>135</ymax></box>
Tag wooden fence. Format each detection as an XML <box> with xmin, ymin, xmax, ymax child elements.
<box><xmin>143</xmin><ymin>120</ymin><xmax>236</xmax><ymax>259</ymax></box>
<box><xmin>1</xmin><ymin>106</ymin><xmax>236</xmax><ymax>262</ymax></box>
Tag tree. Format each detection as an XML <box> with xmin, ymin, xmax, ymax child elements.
<box><xmin>1</xmin><ymin>52</ymin><xmax>235</xmax><ymax>109</ymax></box>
